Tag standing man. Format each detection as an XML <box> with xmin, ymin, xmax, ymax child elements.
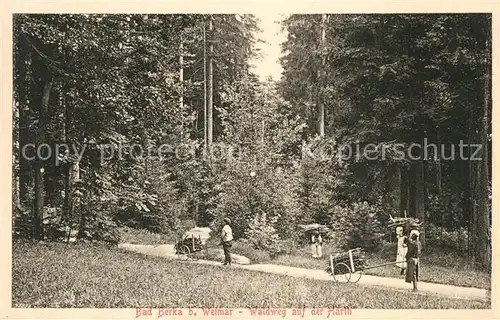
<box><xmin>221</xmin><ymin>218</ymin><xmax>233</xmax><ymax>266</ymax></box>
<box><xmin>405</xmin><ymin>229</ymin><xmax>422</xmax><ymax>292</ymax></box>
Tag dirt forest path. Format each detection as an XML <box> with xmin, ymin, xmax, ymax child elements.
<box><xmin>119</xmin><ymin>226</ymin><xmax>251</xmax><ymax>264</ymax></box>
<box><xmin>119</xmin><ymin>228</ymin><xmax>490</xmax><ymax>303</ymax></box>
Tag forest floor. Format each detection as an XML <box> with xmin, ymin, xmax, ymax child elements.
<box><xmin>118</xmin><ymin>226</ymin><xmax>491</xmax><ymax>289</ymax></box>
<box><xmin>269</xmin><ymin>246</ymin><xmax>491</xmax><ymax>290</ymax></box>
<box><xmin>12</xmin><ymin>239</ymin><xmax>490</xmax><ymax>309</ymax></box>
<box><xmin>117</xmin><ymin>227</ymin><xmax>490</xmax><ymax>302</ymax></box>
<box><xmin>118</xmin><ymin>243</ymin><xmax>489</xmax><ymax>302</ymax></box>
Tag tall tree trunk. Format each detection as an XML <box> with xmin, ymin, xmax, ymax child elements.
<box><xmin>207</xmin><ymin>17</ymin><xmax>214</xmax><ymax>148</ymax></box>
<box><xmin>193</xmin><ymin>109</ymin><xmax>199</xmax><ymax>139</ymax></box>
<box><xmin>64</xmin><ymin>160</ymin><xmax>80</xmax><ymax>239</ymax></box>
<box><xmin>436</xmin><ymin>127</ymin><xmax>442</xmax><ymax>195</ymax></box>
<box><xmin>435</xmin><ymin>126</ymin><xmax>444</xmax><ymax>241</ymax></box>
<box><xmin>33</xmin><ymin>72</ymin><xmax>52</xmax><ymax>241</ymax></box>
<box><xmin>388</xmin><ymin>164</ymin><xmax>401</xmax><ymax>216</ymax></box>
<box><xmin>408</xmin><ymin>164</ymin><xmax>416</xmax><ymax>217</ymax></box>
<box><xmin>179</xmin><ymin>39</ymin><xmax>184</xmax><ymax>138</ymax></box>
<box><xmin>467</xmin><ymin>114</ymin><xmax>475</xmax><ymax>259</ymax></box>
<box><xmin>475</xmin><ymin>46</ymin><xmax>491</xmax><ymax>269</ymax></box>
<box><xmin>317</xmin><ymin>14</ymin><xmax>326</xmax><ymax>137</ymax></box>
<box><xmin>414</xmin><ymin>151</ymin><xmax>426</xmax><ymax>247</ymax></box>
<box><xmin>17</xmin><ymin>39</ymin><xmax>32</xmax><ymax>206</ymax></box>
<box><xmin>193</xmin><ymin>202</ymin><xmax>198</xmax><ymax>227</ymax></box>
<box><xmin>13</xmin><ymin>39</ymin><xmax>23</xmax><ymax>209</ymax></box>
<box><xmin>62</xmin><ymin>90</ymin><xmax>80</xmax><ymax>238</ymax></box>
<box><xmin>13</xmin><ymin>104</ymin><xmax>20</xmax><ymax>209</ymax></box>
<box><xmin>62</xmin><ymin>86</ymin><xmax>70</xmax><ymax>223</ymax></box>
<box><xmin>203</xmin><ymin>20</ymin><xmax>207</xmax><ymax>151</ymax></box>
<box><xmin>400</xmin><ymin>166</ymin><xmax>409</xmax><ymax>217</ymax></box>
<box><xmin>423</xmin><ymin>138</ymin><xmax>429</xmax><ymax>221</ymax></box>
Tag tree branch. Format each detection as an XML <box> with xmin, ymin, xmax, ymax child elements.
<box><xmin>22</xmin><ymin>34</ymin><xmax>62</xmax><ymax>66</ymax></box>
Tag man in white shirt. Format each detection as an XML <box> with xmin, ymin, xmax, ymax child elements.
<box><xmin>221</xmin><ymin>218</ymin><xmax>233</xmax><ymax>266</ymax></box>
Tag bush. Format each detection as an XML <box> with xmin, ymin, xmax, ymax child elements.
<box><xmin>276</xmin><ymin>238</ymin><xmax>300</xmax><ymax>256</ymax></box>
<box><xmin>330</xmin><ymin>201</ymin><xmax>385</xmax><ymax>251</ymax></box>
<box><xmin>426</xmin><ymin>223</ymin><xmax>469</xmax><ymax>252</ymax></box>
<box><xmin>114</xmin><ymin>183</ymin><xmax>187</xmax><ymax>234</ymax></box>
<box><xmin>13</xmin><ymin>205</ymin><xmax>85</xmax><ymax>243</ymax></box>
<box><xmin>244</xmin><ymin>212</ymin><xmax>281</xmax><ymax>256</ymax></box>
<box><xmin>376</xmin><ymin>240</ymin><xmax>398</xmax><ymax>260</ymax></box>
<box><xmin>80</xmin><ymin>211</ymin><xmax>120</xmax><ymax>244</ymax></box>
<box><xmin>111</xmin><ymin>159</ymin><xmax>189</xmax><ymax>235</ymax></box>
<box><xmin>73</xmin><ymin>178</ymin><xmax>121</xmax><ymax>244</ymax></box>
<box><xmin>13</xmin><ymin>206</ymin><xmax>33</xmax><ymax>239</ymax></box>
<box><xmin>212</xmin><ymin>163</ymin><xmax>301</xmax><ymax>240</ymax></box>
<box><xmin>42</xmin><ymin>207</ymin><xmax>74</xmax><ymax>241</ymax></box>
<box><xmin>178</xmin><ymin>219</ymin><xmax>196</xmax><ymax>232</ymax></box>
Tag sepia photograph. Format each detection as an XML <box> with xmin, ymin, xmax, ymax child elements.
<box><xmin>7</xmin><ymin>6</ymin><xmax>495</xmax><ymax>317</ymax></box>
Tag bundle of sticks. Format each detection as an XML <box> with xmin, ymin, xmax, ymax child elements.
<box><xmin>326</xmin><ymin>247</ymin><xmax>368</xmax><ymax>274</ymax></box>
<box><xmin>388</xmin><ymin>215</ymin><xmax>422</xmax><ymax>229</ymax></box>
<box><xmin>297</xmin><ymin>223</ymin><xmax>331</xmax><ymax>234</ymax></box>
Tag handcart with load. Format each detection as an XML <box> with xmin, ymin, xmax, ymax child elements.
<box><xmin>327</xmin><ymin>215</ymin><xmax>422</xmax><ymax>283</ymax></box>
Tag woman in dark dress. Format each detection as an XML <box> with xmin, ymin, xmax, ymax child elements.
<box><xmin>404</xmin><ymin>230</ymin><xmax>421</xmax><ymax>292</ymax></box>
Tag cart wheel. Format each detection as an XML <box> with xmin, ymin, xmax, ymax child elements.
<box><xmin>333</xmin><ymin>262</ymin><xmax>351</xmax><ymax>283</ymax></box>
<box><xmin>349</xmin><ymin>270</ymin><xmax>362</xmax><ymax>283</ymax></box>
<box><xmin>191</xmin><ymin>250</ymin><xmax>200</xmax><ymax>261</ymax></box>
<box><xmin>177</xmin><ymin>245</ymin><xmax>191</xmax><ymax>261</ymax></box>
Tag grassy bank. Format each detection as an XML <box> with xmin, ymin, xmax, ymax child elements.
<box><xmin>12</xmin><ymin>240</ymin><xmax>489</xmax><ymax>309</ymax></box>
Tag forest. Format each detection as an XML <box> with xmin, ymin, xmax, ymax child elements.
<box><xmin>12</xmin><ymin>13</ymin><xmax>491</xmax><ymax>270</ymax></box>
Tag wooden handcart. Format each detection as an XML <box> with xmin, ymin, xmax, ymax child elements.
<box><xmin>329</xmin><ymin>215</ymin><xmax>421</xmax><ymax>283</ymax></box>
<box><xmin>174</xmin><ymin>234</ymin><xmax>221</xmax><ymax>261</ymax></box>
<box><xmin>329</xmin><ymin>248</ymin><xmax>403</xmax><ymax>283</ymax></box>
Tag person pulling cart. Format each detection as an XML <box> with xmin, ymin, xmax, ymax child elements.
<box><xmin>405</xmin><ymin>229</ymin><xmax>421</xmax><ymax>292</ymax></box>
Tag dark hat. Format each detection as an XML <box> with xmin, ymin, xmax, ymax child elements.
<box><xmin>223</xmin><ymin>218</ymin><xmax>231</xmax><ymax>224</ymax></box>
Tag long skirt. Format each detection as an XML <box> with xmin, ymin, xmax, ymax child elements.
<box><xmin>396</xmin><ymin>251</ymin><xmax>407</xmax><ymax>269</ymax></box>
<box><xmin>396</xmin><ymin>238</ymin><xmax>407</xmax><ymax>268</ymax></box>
<box><xmin>405</xmin><ymin>258</ymin><xmax>419</xmax><ymax>283</ymax></box>
<box><xmin>311</xmin><ymin>243</ymin><xmax>322</xmax><ymax>258</ymax></box>
<box><xmin>316</xmin><ymin>244</ymin><xmax>323</xmax><ymax>258</ymax></box>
